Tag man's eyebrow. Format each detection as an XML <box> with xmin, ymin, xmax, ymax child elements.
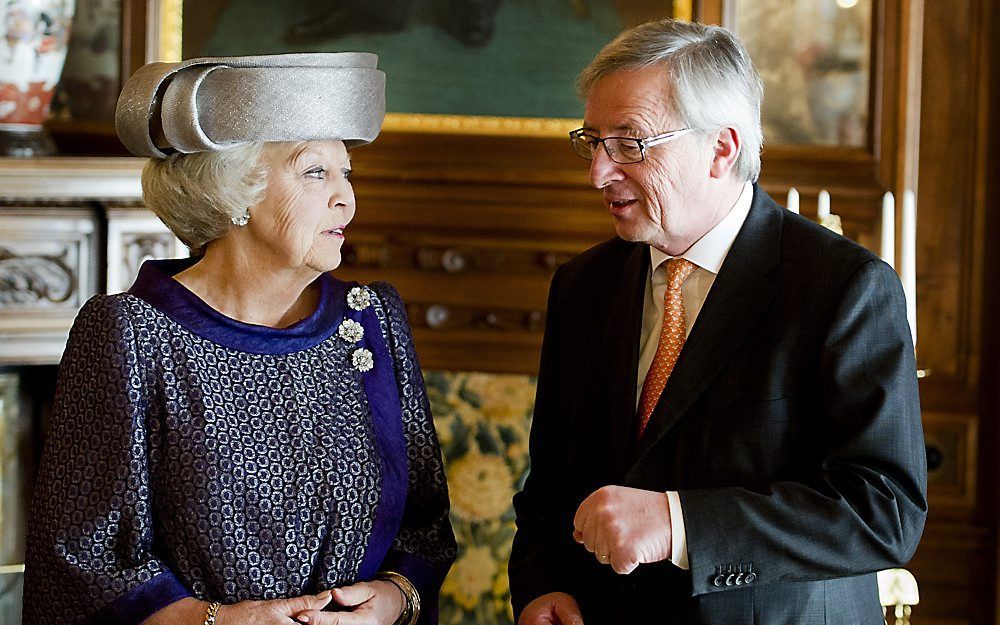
<box><xmin>579</xmin><ymin>122</ymin><xmax>640</xmax><ymax>134</ymax></box>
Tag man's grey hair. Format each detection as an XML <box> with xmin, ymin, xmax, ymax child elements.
<box><xmin>578</xmin><ymin>19</ymin><xmax>764</xmax><ymax>182</ymax></box>
<box><xmin>141</xmin><ymin>142</ymin><xmax>268</xmax><ymax>253</ymax></box>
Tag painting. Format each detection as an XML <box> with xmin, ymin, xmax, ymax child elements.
<box><xmin>732</xmin><ymin>0</ymin><xmax>873</xmax><ymax>147</ymax></box>
<box><xmin>177</xmin><ymin>0</ymin><xmax>693</xmax><ymax>135</ymax></box>
<box><xmin>55</xmin><ymin>0</ymin><xmax>121</xmax><ymax>124</ymax></box>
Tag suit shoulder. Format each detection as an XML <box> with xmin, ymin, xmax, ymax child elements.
<box><xmin>557</xmin><ymin>237</ymin><xmax>638</xmax><ymax>283</ymax></box>
<box><xmin>782</xmin><ymin>209</ymin><xmax>879</xmax><ymax>276</ymax></box>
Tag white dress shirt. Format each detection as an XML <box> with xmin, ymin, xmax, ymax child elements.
<box><xmin>635</xmin><ymin>181</ymin><xmax>754</xmax><ymax>570</ymax></box>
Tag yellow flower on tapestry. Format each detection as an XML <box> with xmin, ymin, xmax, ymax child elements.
<box><xmin>441</xmin><ymin>545</ymin><xmax>498</xmax><ymax>611</ymax></box>
<box><xmin>447</xmin><ymin>448</ymin><xmax>514</xmax><ymax>522</ymax></box>
<box><xmin>435</xmin><ymin>413</ymin><xmax>456</xmax><ymax>446</ymax></box>
<box><xmin>449</xmin><ymin>394</ymin><xmax>483</xmax><ymax>429</ymax></box>
<box><xmin>493</xmin><ymin>561</ymin><xmax>513</xmax><ymax>623</ymax></box>
<box><xmin>464</xmin><ymin>374</ymin><xmax>536</xmax><ymax>428</ymax></box>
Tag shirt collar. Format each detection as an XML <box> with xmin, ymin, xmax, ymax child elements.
<box><xmin>649</xmin><ymin>180</ymin><xmax>754</xmax><ymax>275</ymax></box>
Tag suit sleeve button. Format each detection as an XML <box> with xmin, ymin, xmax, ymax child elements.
<box><xmin>725</xmin><ymin>574</ymin><xmax>735</xmax><ymax>586</ymax></box>
<box><xmin>713</xmin><ymin>574</ymin><xmax>725</xmax><ymax>587</ymax></box>
<box><xmin>744</xmin><ymin>572</ymin><xmax>757</xmax><ymax>584</ymax></box>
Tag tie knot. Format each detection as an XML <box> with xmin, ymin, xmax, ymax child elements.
<box><xmin>665</xmin><ymin>258</ymin><xmax>697</xmax><ymax>290</ymax></box>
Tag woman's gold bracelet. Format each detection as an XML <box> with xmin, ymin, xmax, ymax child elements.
<box><xmin>375</xmin><ymin>571</ymin><xmax>420</xmax><ymax>625</ymax></box>
<box><xmin>203</xmin><ymin>601</ymin><xmax>222</xmax><ymax>625</ymax></box>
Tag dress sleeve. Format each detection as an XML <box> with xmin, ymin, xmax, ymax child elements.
<box><xmin>369</xmin><ymin>282</ymin><xmax>458</xmax><ymax>625</ymax></box>
<box><xmin>23</xmin><ymin>296</ymin><xmax>191</xmax><ymax>625</ymax></box>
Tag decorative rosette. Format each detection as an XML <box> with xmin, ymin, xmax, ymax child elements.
<box><xmin>347</xmin><ymin>286</ymin><xmax>372</xmax><ymax>311</ymax></box>
<box><xmin>338</xmin><ymin>319</ymin><xmax>365</xmax><ymax>343</ymax></box>
<box><xmin>352</xmin><ymin>348</ymin><xmax>375</xmax><ymax>372</ymax></box>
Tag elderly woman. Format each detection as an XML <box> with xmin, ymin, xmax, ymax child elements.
<box><xmin>24</xmin><ymin>54</ymin><xmax>456</xmax><ymax>625</ymax></box>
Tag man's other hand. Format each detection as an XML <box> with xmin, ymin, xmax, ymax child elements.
<box><xmin>572</xmin><ymin>485</ymin><xmax>672</xmax><ymax>575</ymax></box>
<box><xmin>518</xmin><ymin>592</ymin><xmax>584</xmax><ymax>625</ymax></box>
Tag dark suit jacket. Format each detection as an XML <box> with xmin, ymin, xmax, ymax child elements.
<box><xmin>509</xmin><ymin>187</ymin><xmax>927</xmax><ymax>625</ymax></box>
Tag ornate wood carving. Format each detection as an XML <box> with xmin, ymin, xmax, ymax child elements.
<box><xmin>0</xmin><ymin>210</ymin><xmax>96</xmax><ymax>311</ymax></box>
<box><xmin>0</xmin><ymin>249</ymin><xmax>77</xmax><ymax>306</ymax></box>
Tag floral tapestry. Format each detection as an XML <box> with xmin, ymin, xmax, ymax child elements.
<box><xmin>424</xmin><ymin>371</ymin><xmax>536</xmax><ymax>625</ymax></box>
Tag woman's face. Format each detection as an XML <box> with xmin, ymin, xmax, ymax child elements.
<box><xmin>244</xmin><ymin>140</ymin><xmax>355</xmax><ymax>274</ymax></box>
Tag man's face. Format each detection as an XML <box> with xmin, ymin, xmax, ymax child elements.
<box><xmin>583</xmin><ymin>64</ymin><xmax>719</xmax><ymax>254</ymax></box>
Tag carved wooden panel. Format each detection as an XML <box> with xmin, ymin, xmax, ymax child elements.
<box><xmin>0</xmin><ymin>209</ymin><xmax>99</xmax><ymax>365</ymax></box>
<box><xmin>106</xmin><ymin>207</ymin><xmax>186</xmax><ymax>294</ymax></box>
<box><xmin>922</xmin><ymin>411</ymin><xmax>978</xmax><ymax>511</ymax></box>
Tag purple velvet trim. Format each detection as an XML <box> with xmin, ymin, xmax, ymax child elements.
<box><xmin>90</xmin><ymin>571</ymin><xmax>191</xmax><ymax>625</ymax></box>
<box><xmin>350</xmin><ymin>286</ymin><xmax>410</xmax><ymax>581</ymax></box>
<box><xmin>127</xmin><ymin>258</ymin><xmax>345</xmax><ymax>355</ymax></box>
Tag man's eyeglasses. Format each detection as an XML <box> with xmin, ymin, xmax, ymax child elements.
<box><xmin>569</xmin><ymin>128</ymin><xmax>697</xmax><ymax>164</ymax></box>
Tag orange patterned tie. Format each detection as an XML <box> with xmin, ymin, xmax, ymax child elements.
<box><xmin>637</xmin><ymin>258</ymin><xmax>698</xmax><ymax>436</ymax></box>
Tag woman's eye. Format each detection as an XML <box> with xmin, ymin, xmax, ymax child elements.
<box><xmin>343</xmin><ymin>169</ymin><xmax>352</xmax><ymax>180</ymax></box>
<box><xmin>305</xmin><ymin>167</ymin><xmax>326</xmax><ymax>179</ymax></box>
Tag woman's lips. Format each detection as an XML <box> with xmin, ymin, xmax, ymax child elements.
<box><xmin>325</xmin><ymin>226</ymin><xmax>346</xmax><ymax>239</ymax></box>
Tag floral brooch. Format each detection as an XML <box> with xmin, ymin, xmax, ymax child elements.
<box><xmin>351</xmin><ymin>348</ymin><xmax>375</xmax><ymax>372</ymax></box>
<box><xmin>347</xmin><ymin>286</ymin><xmax>372</xmax><ymax>311</ymax></box>
<box><xmin>338</xmin><ymin>319</ymin><xmax>364</xmax><ymax>343</ymax></box>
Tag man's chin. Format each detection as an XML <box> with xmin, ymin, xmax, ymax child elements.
<box><xmin>612</xmin><ymin>221</ymin><xmax>654</xmax><ymax>244</ymax></box>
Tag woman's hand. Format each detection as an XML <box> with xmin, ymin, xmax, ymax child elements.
<box><xmin>294</xmin><ymin>580</ymin><xmax>405</xmax><ymax>625</ymax></box>
<box><xmin>215</xmin><ymin>592</ymin><xmax>333</xmax><ymax>625</ymax></box>
<box><xmin>142</xmin><ymin>593</ymin><xmax>333</xmax><ymax>625</ymax></box>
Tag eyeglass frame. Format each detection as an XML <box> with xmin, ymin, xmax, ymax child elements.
<box><xmin>568</xmin><ymin>127</ymin><xmax>698</xmax><ymax>164</ymax></box>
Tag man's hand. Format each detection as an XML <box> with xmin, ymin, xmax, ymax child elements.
<box><xmin>518</xmin><ymin>592</ymin><xmax>584</xmax><ymax>625</ymax></box>
<box><xmin>572</xmin><ymin>485</ymin><xmax>672</xmax><ymax>575</ymax></box>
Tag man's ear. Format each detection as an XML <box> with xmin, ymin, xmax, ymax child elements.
<box><xmin>709</xmin><ymin>127</ymin><xmax>741</xmax><ymax>179</ymax></box>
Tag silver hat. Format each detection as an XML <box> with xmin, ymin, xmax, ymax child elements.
<box><xmin>116</xmin><ymin>53</ymin><xmax>386</xmax><ymax>159</ymax></box>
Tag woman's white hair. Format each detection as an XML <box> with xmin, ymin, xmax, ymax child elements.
<box><xmin>578</xmin><ymin>19</ymin><xmax>764</xmax><ymax>182</ymax></box>
<box><xmin>141</xmin><ymin>142</ymin><xmax>268</xmax><ymax>253</ymax></box>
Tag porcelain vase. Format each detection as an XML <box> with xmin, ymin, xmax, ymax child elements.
<box><xmin>0</xmin><ymin>0</ymin><xmax>76</xmax><ymax>157</ymax></box>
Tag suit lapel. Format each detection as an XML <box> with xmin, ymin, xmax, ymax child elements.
<box><xmin>626</xmin><ymin>188</ymin><xmax>785</xmax><ymax>475</ymax></box>
<box><xmin>603</xmin><ymin>242</ymin><xmax>649</xmax><ymax>479</ymax></box>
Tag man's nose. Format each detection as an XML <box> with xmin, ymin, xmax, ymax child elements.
<box><xmin>589</xmin><ymin>145</ymin><xmax>623</xmax><ymax>189</ymax></box>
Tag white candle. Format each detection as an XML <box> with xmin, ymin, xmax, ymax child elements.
<box><xmin>880</xmin><ymin>191</ymin><xmax>895</xmax><ymax>268</ymax></box>
<box><xmin>901</xmin><ymin>189</ymin><xmax>917</xmax><ymax>347</ymax></box>
<box><xmin>786</xmin><ymin>187</ymin><xmax>800</xmax><ymax>214</ymax></box>
<box><xmin>817</xmin><ymin>190</ymin><xmax>831</xmax><ymax>220</ymax></box>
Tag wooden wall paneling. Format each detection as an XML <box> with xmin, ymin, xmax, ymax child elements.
<box><xmin>907</xmin><ymin>523</ymin><xmax>994</xmax><ymax>624</ymax></box>
<box><xmin>983</xmin><ymin>0</ymin><xmax>1000</xmax><ymax>618</ymax></box>
<box><xmin>914</xmin><ymin>0</ymin><xmax>983</xmax><ymax>402</ymax></box>
<box><xmin>922</xmin><ymin>411</ymin><xmax>979</xmax><ymax>512</ymax></box>
<box><xmin>336</xmin><ymin>131</ymin><xmax>615</xmax><ymax>374</ymax></box>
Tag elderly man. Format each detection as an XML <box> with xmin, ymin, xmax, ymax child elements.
<box><xmin>509</xmin><ymin>19</ymin><xmax>926</xmax><ymax>625</ymax></box>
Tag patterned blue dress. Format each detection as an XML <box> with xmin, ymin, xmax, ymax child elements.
<box><xmin>23</xmin><ymin>258</ymin><xmax>456</xmax><ymax>625</ymax></box>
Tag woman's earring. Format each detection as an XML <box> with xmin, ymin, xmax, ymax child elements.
<box><xmin>232</xmin><ymin>208</ymin><xmax>250</xmax><ymax>227</ymax></box>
